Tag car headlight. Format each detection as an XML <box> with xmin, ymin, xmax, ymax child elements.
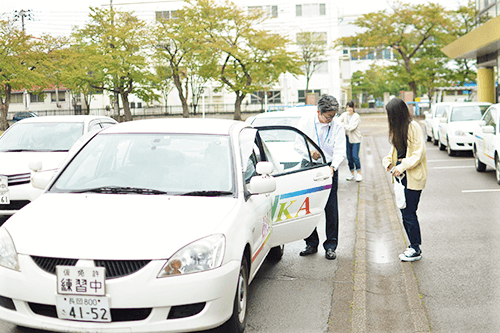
<box><xmin>0</xmin><ymin>228</ymin><xmax>20</xmax><ymax>271</ymax></box>
<box><xmin>157</xmin><ymin>234</ymin><xmax>225</xmax><ymax>278</ymax></box>
<box><xmin>455</xmin><ymin>129</ymin><xmax>466</xmax><ymax>136</ymax></box>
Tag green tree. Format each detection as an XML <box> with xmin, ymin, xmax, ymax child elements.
<box><xmin>153</xmin><ymin>6</ymin><xmax>216</xmax><ymax>118</ymax></box>
<box><xmin>193</xmin><ymin>0</ymin><xmax>303</xmax><ymax>120</ymax></box>
<box><xmin>296</xmin><ymin>31</ymin><xmax>326</xmax><ymax>94</ymax></box>
<box><xmin>0</xmin><ymin>20</ymin><xmax>52</xmax><ymax>130</ymax></box>
<box><xmin>71</xmin><ymin>8</ymin><xmax>160</xmax><ymax>122</ymax></box>
<box><xmin>337</xmin><ymin>1</ymin><xmax>452</xmax><ymax>100</ymax></box>
<box><xmin>351</xmin><ymin>64</ymin><xmax>406</xmax><ymax>102</ymax></box>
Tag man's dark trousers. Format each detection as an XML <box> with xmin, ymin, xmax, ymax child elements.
<box><xmin>304</xmin><ymin>170</ymin><xmax>339</xmax><ymax>251</ymax></box>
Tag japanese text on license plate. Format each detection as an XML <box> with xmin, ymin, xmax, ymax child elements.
<box><xmin>0</xmin><ymin>176</ymin><xmax>9</xmax><ymax>205</ymax></box>
<box><xmin>56</xmin><ymin>295</ymin><xmax>111</xmax><ymax>322</ymax></box>
<box><xmin>56</xmin><ymin>266</ymin><xmax>106</xmax><ymax>296</ymax></box>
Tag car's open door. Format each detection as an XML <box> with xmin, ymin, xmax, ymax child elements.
<box><xmin>255</xmin><ymin>126</ymin><xmax>332</xmax><ymax>246</ymax></box>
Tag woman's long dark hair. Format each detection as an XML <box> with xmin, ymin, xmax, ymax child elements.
<box><xmin>386</xmin><ymin>98</ymin><xmax>412</xmax><ymax>152</ymax></box>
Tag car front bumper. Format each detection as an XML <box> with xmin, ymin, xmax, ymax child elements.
<box><xmin>0</xmin><ymin>254</ymin><xmax>240</xmax><ymax>333</ymax></box>
<box><xmin>449</xmin><ymin>136</ymin><xmax>474</xmax><ymax>151</ymax></box>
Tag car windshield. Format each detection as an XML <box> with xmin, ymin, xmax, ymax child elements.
<box><xmin>50</xmin><ymin>133</ymin><xmax>234</xmax><ymax>196</ymax></box>
<box><xmin>0</xmin><ymin>122</ymin><xmax>84</xmax><ymax>152</ymax></box>
<box><xmin>450</xmin><ymin>105</ymin><xmax>489</xmax><ymax>122</ymax></box>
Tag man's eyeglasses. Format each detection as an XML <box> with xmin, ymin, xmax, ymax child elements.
<box><xmin>322</xmin><ymin>113</ymin><xmax>336</xmax><ymax>121</ymax></box>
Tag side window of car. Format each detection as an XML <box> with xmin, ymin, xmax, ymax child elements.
<box><xmin>483</xmin><ymin>110</ymin><xmax>492</xmax><ymax>127</ymax></box>
<box><xmin>256</xmin><ymin>126</ymin><xmax>327</xmax><ymax>175</ymax></box>
<box><xmin>491</xmin><ymin>108</ymin><xmax>498</xmax><ymax>134</ymax></box>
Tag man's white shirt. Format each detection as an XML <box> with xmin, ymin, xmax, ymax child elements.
<box><xmin>297</xmin><ymin>113</ymin><xmax>346</xmax><ymax>171</ymax></box>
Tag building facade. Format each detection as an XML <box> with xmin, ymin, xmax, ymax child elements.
<box><xmin>442</xmin><ymin>0</ymin><xmax>500</xmax><ymax>104</ymax></box>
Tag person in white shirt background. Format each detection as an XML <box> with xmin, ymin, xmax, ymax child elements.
<box><xmin>339</xmin><ymin>101</ymin><xmax>363</xmax><ymax>182</ymax></box>
<box><xmin>296</xmin><ymin>95</ymin><xmax>346</xmax><ymax>260</ymax></box>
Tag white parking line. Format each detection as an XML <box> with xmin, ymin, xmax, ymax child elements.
<box><xmin>427</xmin><ymin>159</ymin><xmax>471</xmax><ymax>163</ymax></box>
<box><xmin>431</xmin><ymin>166</ymin><xmax>475</xmax><ymax>169</ymax></box>
<box><xmin>462</xmin><ymin>189</ymin><xmax>500</xmax><ymax>193</ymax></box>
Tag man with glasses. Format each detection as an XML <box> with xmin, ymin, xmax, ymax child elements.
<box><xmin>296</xmin><ymin>94</ymin><xmax>346</xmax><ymax>260</ymax></box>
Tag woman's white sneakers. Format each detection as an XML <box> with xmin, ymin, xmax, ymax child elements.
<box><xmin>346</xmin><ymin>174</ymin><xmax>355</xmax><ymax>181</ymax></box>
<box><xmin>399</xmin><ymin>247</ymin><xmax>422</xmax><ymax>262</ymax></box>
<box><xmin>355</xmin><ymin>173</ymin><xmax>363</xmax><ymax>182</ymax></box>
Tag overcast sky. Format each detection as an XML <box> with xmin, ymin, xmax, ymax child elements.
<box><xmin>0</xmin><ymin>0</ymin><xmax>470</xmax><ymax>37</ymax></box>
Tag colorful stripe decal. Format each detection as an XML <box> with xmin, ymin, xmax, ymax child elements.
<box><xmin>252</xmin><ymin>231</ymin><xmax>272</xmax><ymax>263</ymax></box>
<box><xmin>279</xmin><ymin>184</ymin><xmax>332</xmax><ymax>200</ymax></box>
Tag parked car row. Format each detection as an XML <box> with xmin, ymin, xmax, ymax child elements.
<box><xmin>424</xmin><ymin>101</ymin><xmax>500</xmax><ymax>184</ymax></box>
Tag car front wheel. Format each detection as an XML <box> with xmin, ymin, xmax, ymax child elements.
<box><xmin>446</xmin><ymin>138</ymin><xmax>455</xmax><ymax>156</ymax></box>
<box><xmin>474</xmin><ymin>146</ymin><xmax>486</xmax><ymax>172</ymax></box>
<box><xmin>221</xmin><ymin>256</ymin><xmax>249</xmax><ymax>333</ymax></box>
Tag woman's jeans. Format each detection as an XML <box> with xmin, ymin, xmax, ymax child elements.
<box><xmin>400</xmin><ymin>172</ymin><xmax>422</xmax><ymax>251</ymax></box>
<box><xmin>346</xmin><ymin>137</ymin><xmax>361</xmax><ymax>171</ymax></box>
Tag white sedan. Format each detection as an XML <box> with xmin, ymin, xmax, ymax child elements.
<box><xmin>423</xmin><ymin>103</ymin><xmax>442</xmax><ymax>144</ymax></box>
<box><xmin>246</xmin><ymin>105</ymin><xmax>317</xmax><ymax>128</ymax></box>
<box><xmin>0</xmin><ymin>115</ymin><xmax>118</xmax><ymax>219</ymax></box>
<box><xmin>0</xmin><ymin>118</ymin><xmax>332</xmax><ymax>333</ymax></box>
<box><xmin>473</xmin><ymin>104</ymin><xmax>500</xmax><ymax>183</ymax></box>
<box><xmin>437</xmin><ymin>102</ymin><xmax>491</xmax><ymax>156</ymax></box>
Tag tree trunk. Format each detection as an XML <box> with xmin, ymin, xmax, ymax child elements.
<box><xmin>172</xmin><ymin>73</ymin><xmax>189</xmax><ymax>118</ymax></box>
<box><xmin>233</xmin><ymin>92</ymin><xmax>245</xmax><ymax>121</ymax></box>
<box><xmin>121</xmin><ymin>92</ymin><xmax>133</xmax><ymax>122</ymax></box>
<box><xmin>0</xmin><ymin>85</ymin><xmax>12</xmax><ymax>131</ymax></box>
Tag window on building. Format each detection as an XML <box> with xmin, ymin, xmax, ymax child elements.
<box><xmin>51</xmin><ymin>92</ymin><xmax>66</xmax><ymax>102</ymax></box>
<box><xmin>29</xmin><ymin>93</ymin><xmax>44</xmax><ymax>103</ymax></box>
<box><xmin>296</xmin><ymin>31</ymin><xmax>327</xmax><ymax>45</ymax></box>
<box><xmin>248</xmin><ymin>5</ymin><xmax>278</xmax><ymax>18</ymax></box>
<box><xmin>296</xmin><ymin>3</ymin><xmax>326</xmax><ymax>17</ymax></box>
<box><xmin>155</xmin><ymin>11</ymin><xmax>177</xmax><ymax>21</ymax></box>
<box><xmin>131</xmin><ymin>102</ymin><xmax>136</xmax><ymax>109</ymax></box>
<box><xmin>10</xmin><ymin>93</ymin><xmax>23</xmax><ymax>103</ymax></box>
<box><xmin>298</xmin><ymin>89</ymin><xmax>321</xmax><ymax>104</ymax></box>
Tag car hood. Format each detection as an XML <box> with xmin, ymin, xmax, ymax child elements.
<box><xmin>5</xmin><ymin>193</ymin><xmax>237</xmax><ymax>260</ymax></box>
<box><xmin>448</xmin><ymin>120</ymin><xmax>482</xmax><ymax>132</ymax></box>
<box><xmin>0</xmin><ymin>151</ymin><xmax>67</xmax><ymax>175</ymax></box>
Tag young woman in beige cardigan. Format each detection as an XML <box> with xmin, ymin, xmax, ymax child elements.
<box><xmin>339</xmin><ymin>101</ymin><xmax>362</xmax><ymax>182</ymax></box>
<box><xmin>382</xmin><ymin>98</ymin><xmax>428</xmax><ymax>262</ymax></box>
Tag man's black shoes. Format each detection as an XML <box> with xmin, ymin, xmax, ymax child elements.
<box><xmin>299</xmin><ymin>245</ymin><xmax>318</xmax><ymax>256</ymax></box>
<box><xmin>325</xmin><ymin>248</ymin><xmax>337</xmax><ymax>260</ymax></box>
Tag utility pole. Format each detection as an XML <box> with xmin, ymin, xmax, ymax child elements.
<box><xmin>13</xmin><ymin>9</ymin><xmax>33</xmax><ymax>33</ymax></box>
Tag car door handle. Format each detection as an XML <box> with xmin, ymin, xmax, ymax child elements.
<box><xmin>313</xmin><ymin>174</ymin><xmax>330</xmax><ymax>181</ymax></box>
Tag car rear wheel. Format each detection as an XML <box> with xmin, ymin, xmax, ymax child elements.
<box><xmin>425</xmin><ymin>127</ymin><xmax>432</xmax><ymax>142</ymax></box>
<box><xmin>221</xmin><ymin>256</ymin><xmax>248</xmax><ymax>333</ymax></box>
<box><xmin>446</xmin><ymin>138</ymin><xmax>455</xmax><ymax>156</ymax></box>
<box><xmin>439</xmin><ymin>138</ymin><xmax>446</xmax><ymax>151</ymax></box>
<box><xmin>267</xmin><ymin>245</ymin><xmax>285</xmax><ymax>261</ymax></box>
<box><xmin>473</xmin><ymin>146</ymin><xmax>486</xmax><ymax>172</ymax></box>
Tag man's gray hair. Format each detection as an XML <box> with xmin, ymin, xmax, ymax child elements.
<box><xmin>317</xmin><ymin>95</ymin><xmax>339</xmax><ymax>114</ymax></box>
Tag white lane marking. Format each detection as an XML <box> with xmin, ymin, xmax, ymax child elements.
<box><xmin>431</xmin><ymin>166</ymin><xmax>475</xmax><ymax>169</ymax></box>
<box><xmin>427</xmin><ymin>159</ymin><xmax>472</xmax><ymax>163</ymax></box>
<box><xmin>462</xmin><ymin>189</ymin><xmax>500</xmax><ymax>193</ymax></box>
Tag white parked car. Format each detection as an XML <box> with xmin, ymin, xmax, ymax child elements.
<box><xmin>423</xmin><ymin>103</ymin><xmax>441</xmax><ymax>144</ymax></box>
<box><xmin>0</xmin><ymin>118</ymin><xmax>332</xmax><ymax>333</ymax></box>
<box><xmin>437</xmin><ymin>102</ymin><xmax>491</xmax><ymax>156</ymax></box>
<box><xmin>473</xmin><ymin>104</ymin><xmax>500</xmax><ymax>183</ymax></box>
<box><xmin>0</xmin><ymin>115</ymin><xmax>118</xmax><ymax>218</ymax></box>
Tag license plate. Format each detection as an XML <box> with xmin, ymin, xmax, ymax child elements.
<box><xmin>56</xmin><ymin>266</ymin><xmax>106</xmax><ymax>296</ymax></box>
<box><xmin>56</xmin><ymin>295</ymin><xmax>111</xmax><ymax>322</ymax></box>
<box><xmin>0</xmin><ymin>176</ymin><xmax>8</xmax><ymax>205</ymax></box>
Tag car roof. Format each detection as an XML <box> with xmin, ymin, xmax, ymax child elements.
<box><xmin>15</xmin><ymin>115</ymin><xmax>115</xmax><ymax>124</ymax></box>
<box><xmin>252</xmin><ymin>105</ymin><xmax>317</xmax><ymax>120</ymax></box>
<box><xmin>101</xmin><ymin>118</ymin><xmax>246</xmax><ymax>135</ymax></box>
<box><xmin>435</xmin><ymin>102</ymin><xmax>492</xmax><ymax>107</ymax></box>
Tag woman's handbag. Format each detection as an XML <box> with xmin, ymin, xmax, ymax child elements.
<box><xmin>394</xmin><ymin>174</ymin><xmax>406</xmax><ymax>209</ymax></box>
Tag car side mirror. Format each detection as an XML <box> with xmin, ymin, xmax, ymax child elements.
<box><xmin>248</xmin><ymin>162</ymin><xmax>276</xmax><ymax>195</ymax></box>
<box><xmin>29</xmin><ymin>161</ymin><xmax>55</xmax><ymax>190</ymax></box>
<box><xmin>482</xmin><ymin>125</ymin><xmax>495</xmax><ymax>134</ymax></box>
